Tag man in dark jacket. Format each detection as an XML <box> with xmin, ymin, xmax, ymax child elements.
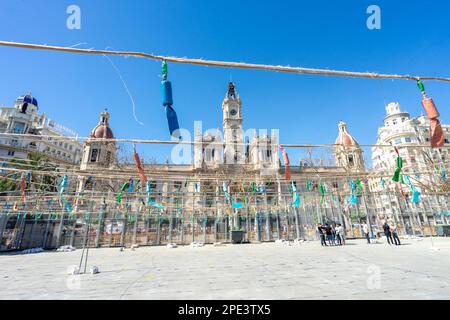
<box><xmin>318</xmin><ymin>224</ymin><xmax>327</xmax><ymax>246</ymax></box>
<box><xmin>383</xmin><ymin>222</ymin><xmax>394</xmax><ymax>245</ymax></box>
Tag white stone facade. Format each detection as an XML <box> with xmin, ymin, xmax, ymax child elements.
<box><xmin>0</xmin><ymin>94</ymin><xmax>82</xmax><ymax>165</ymax></box>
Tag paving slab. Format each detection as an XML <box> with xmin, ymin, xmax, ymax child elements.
<box><xmin>1</xmin><ymin>238</ymin><xmax>450</xmax><ymax>300</ymax></box>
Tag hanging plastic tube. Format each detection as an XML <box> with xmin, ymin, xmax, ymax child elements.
<box><xmin>278</xmin><ymin>145</ymin><xmax>291</xmax><ymax>181</ymax></box>
<box><xmin>380</xmin><ymin>177</ymin><xmax>386</xmax><ymax>189</ymax></box>
<box><xmin>223</xmin><ymin>181</ymin><xmax>243</xmax><ymax>209</ymax></box>
<box><xmin>392</xmin><ymin>147</ymin><xmax>406</xmax><ymax>197</ymax></box>
<box><xmin>349</xmin><ymin>180</ymin><xmax>358</xmax><ymax>205</ymax></box>
<box><xmin>403</xmin><ymin>175</ymin><xmax>420</xmax><ymax>204</ymax></box>
<box><xmin>319</xmin><ymin>182</ymin><xmax>326</xmax><ymax>205</ymax></box>
<box><xmin>161</xmin><ymin>61</ymin><xmax>181</xmax><ymax>139</ymax></box>
<box><xmin>418</xmin><ymin>80</ymin><xmax>445</xmax><ymax>148</ymax></box>
<box><xmin>116</xmin><ymin>181</ymin><xmax>130</xmax><ymax>205</ymax></box>
<box><xmin>291</xmin><ymin>181</ymin><xmax>300</xmax><ymax>207</ymax></box>
<box><xmin>305</xmin><ymin>180</ymin><xmax>311</xmax><ymax>192</ymax></box>
<box><xmin>58</xmin><ymin>175</ymin><xmax>72</xmax><ymax>213</ymax></box>
<box><xmin>128</xmin><ymin>178</ymin><xmax>134</xmax><ymax>193</ymax></box>
<box><xmin>133</xmin><ymin>144</ymin><xmax>147</xmax><ymax>185</ymax></box>
<box><xmin>146</xmin><ymin>180</ymin><xmax>165</xmax><ymax>210</ymax></box>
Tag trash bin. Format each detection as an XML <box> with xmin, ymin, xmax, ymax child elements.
<box><xmin>231</xmin><ymin>230</ymin><xmax>246</xmax><ymax>244</ymax></box>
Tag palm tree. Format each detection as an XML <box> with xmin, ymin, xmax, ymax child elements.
<box><xmin>0</xmin><ymin>151</ymin><xmax>60</xmax><ymax>194</ymax></box>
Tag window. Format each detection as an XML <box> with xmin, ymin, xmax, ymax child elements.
<box><xmin>395</xmin><ymin>139</ymin><xmax>402</xmax><ymax>145</ymax></box>
<box><xmin>392</xmin><ymin>119</ymin><xmax>397</xmax><ymax>125</ymax></box>
<box><xmin>106</xmin><ymin>151</ymin><xmax>111</xmax><ymax>164</ymax></box>
<box><xmin>405</xmin><ymin>137</ymin><xmax>412</xmax><ymax>143</ymax></box>
<box><xmin>14</xmin><ymin>123</ymin><xmax>25</xmax><ymax>134</ymax></box>
<box><xmin>348</xmin><ymin>155</ymin><xmax>354</xmax><ymax>166</ymax></box>
<box><xmin>445</xmin><ymin>139</ymin><xmax>450</xmax><ymax>144</ymax></box>
<box><xmin>90</xmin><ymin>149</ymin><xmax>99</xmax><ymax>162</ymax></box>
<box><xmin>7</xmin><ymin>151</ymin><xmax>15</xmax><ymax>156</ymax></box>
<box><xmin>174</xmin><ymin>181</ymin><xmax>182</xmax><ymax>191</ymax></box>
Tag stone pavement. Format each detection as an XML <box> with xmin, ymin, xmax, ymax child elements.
<box><xmin>1</xmin><ymin>238</ymin><xmax>450</xmax><ymax>300</ymax></box>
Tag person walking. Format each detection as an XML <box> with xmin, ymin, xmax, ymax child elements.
<box><xmin>390</xmin><ymin>222</ymin><xmax>401</xmax><ymax>246</ymax></box>
<box><xmin>383</xmin><ymin>221</ymin><xmax>394</xmax><ymax>245</ymax></box>
<box><xmin>362</xmin><ymin>222</ymin><xmax>370</xmax><ymax>244</ymax></box>
<box><xmin>318</xmin><ymin>224</ymin><xmax>327</xmax><ymax>246</ymax></box>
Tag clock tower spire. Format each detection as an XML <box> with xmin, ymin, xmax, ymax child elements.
<box><xmin>222</xmin><ymin>82</ymin><xmax>244</xmax><ymax>164</ymax></box>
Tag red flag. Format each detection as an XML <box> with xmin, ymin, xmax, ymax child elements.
<box><xmin>279</xmin><ymin>145</ymin><xmax>291</xmax><ymax>181</ymax></box>
<box><xmin>422</xmin><ymin>97</ymin><xmax>445</xmax><ymax>148</ymax></box>
<box><xmin>133</xmin><ymin>145</ymin><xmax>147</xmax><ymax>185</ymax></box>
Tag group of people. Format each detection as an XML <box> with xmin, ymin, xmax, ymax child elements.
<box><xmin>317</xmin><ymin>223</ymin><xmax>345</xmax><ymax>246</ymax></box>
<box><xmin>318</xmin><ymin>221</ymin><xmax>402</xmax><ymax>247</ymax></box>
<box><xmin>383</xmin><ymin>221</ymin><xmax>401</xmax><ymax>246</ymax></box>
<box><xmin>362</xmin><ymin>221</ymin><xmax>401</xmax><ymax>246</ymax></box>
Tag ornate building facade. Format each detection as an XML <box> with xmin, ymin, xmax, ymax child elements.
<box><xmin>0</xmin><ymin>94</ymin><xmax>82</xmax><ymax>165</ymax></box>
<box><xmin>2</xmin><ymin>86</ymin><xmax>449</xmax><ymax>252</ymax></box>
<box><xmin>367</xmin><ymin>102</ymin><xmax>450</xmax><ymax>230</ymax></box>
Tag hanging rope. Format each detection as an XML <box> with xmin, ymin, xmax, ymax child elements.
<box><xmin>1</xmin><ymin>40</ymin><xmax>450</xmax><ymax>83</ymax></box>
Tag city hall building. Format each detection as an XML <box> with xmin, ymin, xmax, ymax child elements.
<box><xmin>0</xmin><ymin>84</ymin><xmax>449</xmax><ymax>251</ymax></box>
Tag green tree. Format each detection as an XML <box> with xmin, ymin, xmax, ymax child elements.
<box><xmin>0</xmin><ymin>152</ymin><xmax>60</xmax><ymax>194</ymax></box>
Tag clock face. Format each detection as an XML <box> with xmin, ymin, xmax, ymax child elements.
<box><xmin>230</xmin><ymin>109</ymin><xmax>238</xmax><ymax>116</ymax></box>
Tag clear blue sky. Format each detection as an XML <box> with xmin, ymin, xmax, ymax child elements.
<box><xmin>1</xmin><ymin>0</ymin><xmax>450</xmax><ymax>166</ymax></box>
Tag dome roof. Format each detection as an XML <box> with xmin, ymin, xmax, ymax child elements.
<box><xmin>89</xmin><ymin>110</ymin><xmax>114</xmax><ymax>139</ymax></box>
<box><xmin>335</xmin><ymin>121</ymin><xmax>359</xmax><ymax>147</ymax></box>
<box><xmin>17</xmin><ymin>94</ymin><xmax>38</xmax><ymax>107</ymax></box>
<box><xmin>91</xmin><ymin>124</ymin><xmax>114</xmax><ymax>139</ymax></box>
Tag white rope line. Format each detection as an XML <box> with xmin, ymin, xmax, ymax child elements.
<box><xmin>0</xmin><ymin>133</ymin><xmax>445</xmax><ymax>149</ymax></box>
<box><xmin>1</xmin><ymin>40</ymin><xmax>450</xmax><ymax>83</ymax></box>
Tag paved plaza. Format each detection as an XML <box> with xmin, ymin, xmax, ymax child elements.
<box><xmin>1</xmin><ymin>238</ymin><xmax>450</xmax><ymax>300</ymax></box>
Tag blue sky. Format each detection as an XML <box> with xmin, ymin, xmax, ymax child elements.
<box><xmin>1</xmin><ymin>0</ymin><xmax>450</xmax><ymax>166</ymax></box>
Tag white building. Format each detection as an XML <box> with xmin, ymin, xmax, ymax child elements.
<box><xmin>0</xmin><ymin>94</ymin><xmax>83</xmax><ymax>165</ymax></box>
<box><xmin>369</xmin><ymin>102</ymin><xmax>450</xmax><ymax>226</ymax></box>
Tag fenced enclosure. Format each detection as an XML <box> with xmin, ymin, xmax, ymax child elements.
<box><xmin>1</xmin><ymin>189</ymin><xmax>448</xmax><ymax>252</ymax></box>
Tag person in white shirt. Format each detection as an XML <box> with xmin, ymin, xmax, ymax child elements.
<box><xmin>336</xmin><ymin>223</ymin><xmax>345</xmax><ymax>245</ymax></box>
<box><xmin>389</xmin><ymin>222</ymin><xmax>401</xmax><ymax>246</ymax></box>
<box><xmin>362</xmin><ymin>222</ymin><xmax>370</xmax><ymax>244</ymax></box>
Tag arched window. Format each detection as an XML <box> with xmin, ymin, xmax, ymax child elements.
<box><xmin>348</xmin><ymin>155</ymin><xmax>354</xmax><ymax>166</ymax></box>
<box><xmin>90</xmin><ymin>149</ymin><xmax>99</xmax><ymax>162</ymax></box>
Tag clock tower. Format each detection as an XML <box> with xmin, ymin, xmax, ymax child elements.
<box><xmin>222</xmin><ymin>82</ymin><xmax>245</xmax><ymax>164</ymax></box>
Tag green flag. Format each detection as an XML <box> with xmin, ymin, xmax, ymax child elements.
<box><xmin>116</xmin><ymin>182</ymin><xmax>130</xmax><ymax>205</ymax></box>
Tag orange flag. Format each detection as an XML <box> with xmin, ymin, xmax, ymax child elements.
<box><xmin>133</xmin><ymin>145</ymin><xmax>147</xmax><ymax>185</ymax></box>
<box><xmin>422</xmin><ymin>97</ymin><xmax>445</xmax><ymax>148</ymax></box>
<box><xmin>418</xmin><ymin>81</ymin><xmax>445</xmax><ymax>148</ymax></box>
<box><xmin>279</xmin><ymin>145</ymin><xmax>291</xmax><ymax>181</ymax></box>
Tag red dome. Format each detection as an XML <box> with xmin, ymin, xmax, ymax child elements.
<box><xmin>335</xmin><ymin>121</ymin><xmax>359</xmax><ymax>147</ymax></box>
<box><xmin>91</xmin><ymin>124</ymin><xmax>114</xmax><ymax>139</ymax></box>
<box><xmin>89</xmin><ymin>110</ymin><xmax>114</xmax><ymax>139</ymax></box>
